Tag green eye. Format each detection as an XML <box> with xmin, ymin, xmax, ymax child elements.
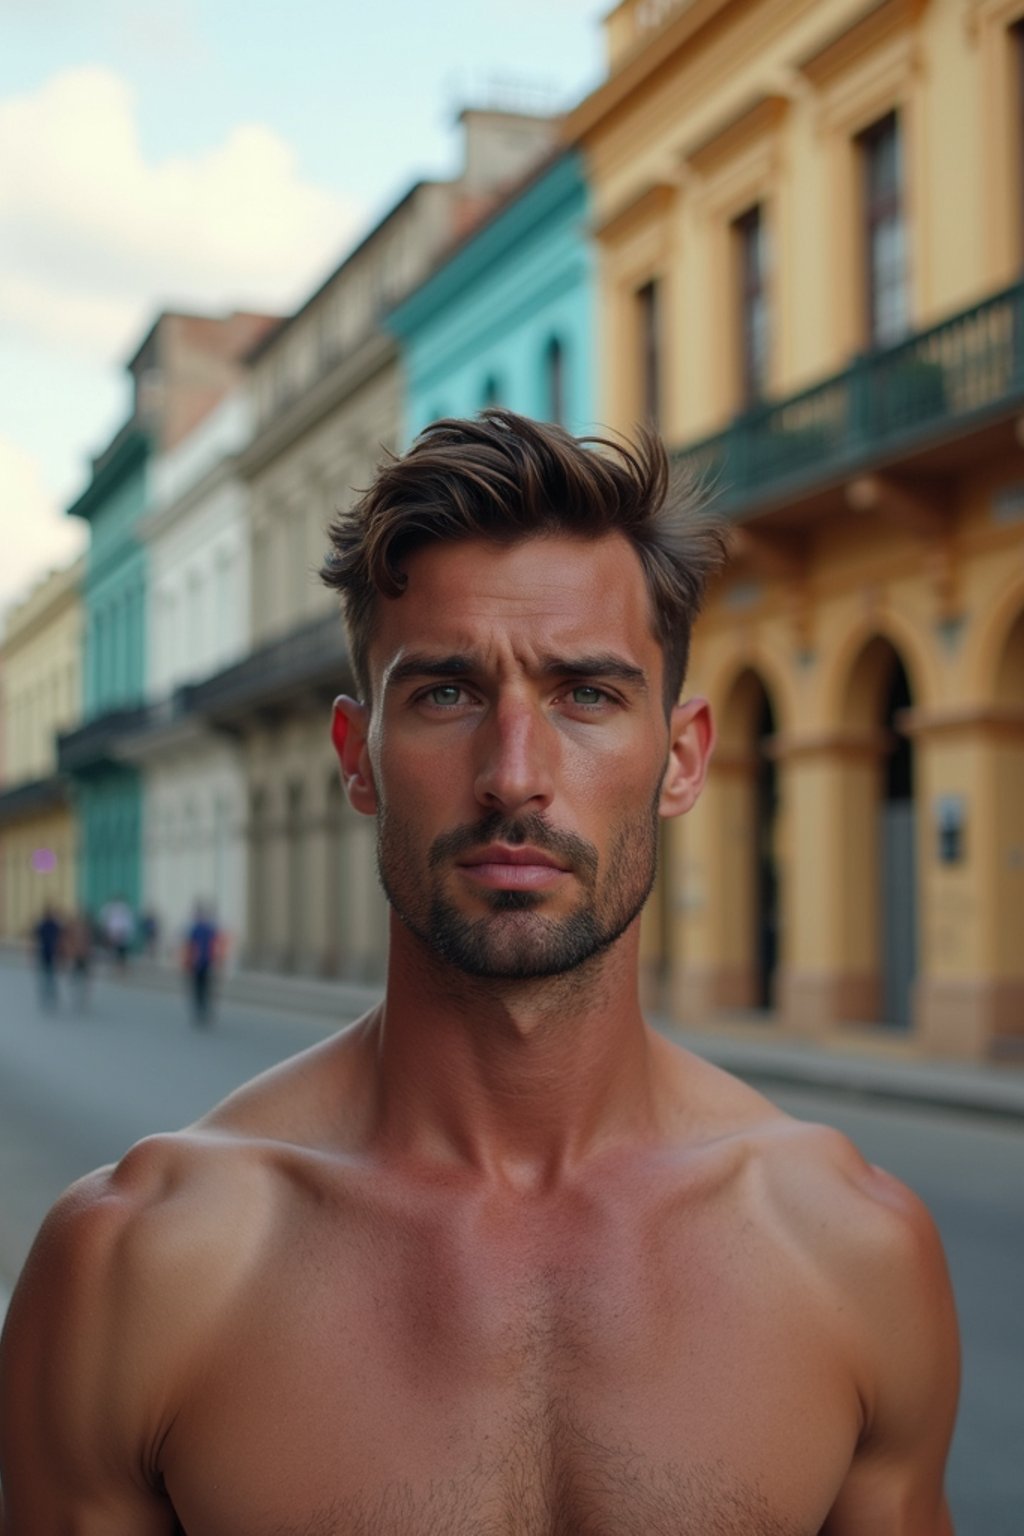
<box><xmin>429</xmin><ymin>684</ymin><xmax>462</xmax><ymax>706</ymax></box>
<box><xmin>571</xmin><ymin>685</ymin><xmax>604</xmax><ymax>706</ymax></box>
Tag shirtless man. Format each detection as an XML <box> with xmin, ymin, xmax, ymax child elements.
<box><xmin>0</xmin><ymin>411</ymin><xmax>959</xmax><ymax>1534</ymax></box>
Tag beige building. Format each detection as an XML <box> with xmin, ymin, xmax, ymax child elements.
<box><xmin>184</xmin><ymin>109</ymin><xmax>560</xmax><ymax>976</ymax></box>
<box><xmin>567</xmin><ymin>0</ymin><xmax>1024</xmax><ymax>1056</ymax></box>
<box><xmin>0</xmin><ymin>558</ymin><xmax>84</xmax><ymax>936</ymax></box>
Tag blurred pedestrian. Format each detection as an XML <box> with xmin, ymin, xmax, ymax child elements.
<box><xmin>101</xmin><ymin>895</ymin><xmax>135</xmax><ymax>970</ymax></box>
<box><xmin>32</xmin><ymin>905</ymin><xmax>62</xmax><ymax>1010</ymax></box>
<box><xmin>183</xmin><ymin>902</ymin><xmax>220</xmax><ymax>1025</ymax></box>
<box><xmin>64</xmin><ymin>911</ymin><xmax>94</xmax><ymax>1012</ymax></box>
<box><xmin>140</xmin><ymin>909</ymin><xmax>160</xmax><ymax>959</ymax></box>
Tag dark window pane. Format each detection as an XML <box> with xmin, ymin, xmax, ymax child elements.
<box><xmin>860</xmin><ymin>112</ymin><xmax>908</xmax><ymax>347</ymax></box>
<box><xmin>735</xmin><ymin>204</ymin><xmax>769</xmax><ymax>404</ymax></box>
<box><xmin>636</xmin><ymin>280</ymin><xmax>661</xmax><ymax>427</ymax></box>
<box><xmin>546</xmin><ymin>337</ymin><xmax>565</xmax><ymax>425</ymax></box>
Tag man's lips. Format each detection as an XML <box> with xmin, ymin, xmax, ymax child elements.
<box><xmin>456</xmin><ymin>844</ymin><xmax>570</xmax><ymax>890</ymax></box>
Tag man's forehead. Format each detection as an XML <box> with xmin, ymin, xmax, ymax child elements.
<box><xmin>388</xmin><ymin>532</ymin><xmax>649</xmax><ymax>619</ymax></box>
<box><xmin>365</xmin><ymin>533</ymin><xmax>662</xmax><ymax>686</ymax></box>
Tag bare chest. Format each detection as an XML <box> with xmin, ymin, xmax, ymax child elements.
<box><xmin>163</xmin><ymin>1186</ymin><xmax>857</xmax><ymax>1535</ymax></box>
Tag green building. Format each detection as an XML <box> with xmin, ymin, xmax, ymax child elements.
<box><xmin>60</xmin><ymin>423</ymin><xmax>150</xmax><ymax>917</ymax></box>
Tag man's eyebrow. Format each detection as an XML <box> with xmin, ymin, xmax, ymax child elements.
<box><xmin>383</xmin><ymin>651</ymin><xmax>649</xmax><ymax>693</ymax></box>
<box><xmin>384</xmin><ymin>654</ymin><xmax>477</xmax><ymax>690</ymax></box>
<box><xmin>541</xmin><ymin>654</ymin><xmax>649</xmax><ymax>691</ymax></box>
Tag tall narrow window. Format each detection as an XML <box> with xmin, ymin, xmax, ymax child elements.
<box><xmin>636</xmin><ymin>280</ymin><xmax>661</xmax><ymax>427</ymax></box>
<box><xmin>735</xmin><ymin>205</ymin><xmax>769</xmax><ymax>405</ymax></box>
<box><xmin>859</xmin><ymin>112</ymin><xmax>908</xmax><ymax>347</ymax></box>
<box><xmin>545</xmin><ymin>337</ymin><xmax>566</xmax><ymax>425</ymax></box>
<box><xmin>1014</xmin><ymin>20</ymin><xmax>1024</xmax><ymax>259</ymax></box>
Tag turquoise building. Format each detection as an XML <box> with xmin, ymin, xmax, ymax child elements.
<box><xmin>60</xmin><ymin>423</ymin><xmax>150</xmax><ymax>917</ymax></box>
<box><xmin>387</xmin><ymin>150</ymin><xmax>596</xmax><ymax>441</ymax></box>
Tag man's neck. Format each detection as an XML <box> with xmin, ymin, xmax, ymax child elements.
<box><xmin>362</xmin><ymin>916</ymin><xmax>663</xmax><ymax>1188</ymax></box>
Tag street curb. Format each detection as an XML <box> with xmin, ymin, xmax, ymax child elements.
<box><xmin>2</xmin><ymin>950</ymin><xmax>1022</xmax><ymax>1123</ymax></box>
<box><xmin>675</xmin><ymin>1043</ymin><xmax>1024</xmax><ymax>1124</ymax></box>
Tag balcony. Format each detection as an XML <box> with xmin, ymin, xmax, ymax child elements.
<box><xmin>673</xmin><ymin>280</ymin><xmax>1024</xmax><ymax>521</ymax></box>
<box><xmin>0</xmin><ymin>774</ymin><xmax>69</xmax><ymax>828</ymax></box>
<box><xmin>57</xmin><ymin>704</ymin><xmax>150</xmax><ymax>775</ymax></box>
<box><xmin>182</xmin><ymin>609</ymin><xmax>352</xmax><ymax>730</ymax></box>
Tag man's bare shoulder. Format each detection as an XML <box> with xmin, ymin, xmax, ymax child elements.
<box><xmin>658</xmin><ymin>1035</ymin><xmax>955</xmax><ymax>1343</ymax></box>
<box><xmin>0</xmin><ymin>1017</ymin><xmax>375</xmax><ymax>1498</ymax></box>
<box><xmin>684</xmin><ymin>1052</ymin><xmax>960</xmax><ymax>1463</ymax></box>
<box><xmin>0</xmin><ymin>1130</ymin><xmax>278</xmax><ymax>1531</ymax></box>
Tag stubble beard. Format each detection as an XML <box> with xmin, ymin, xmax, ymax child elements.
<box><xmin>376</xmin><ymin>796</ymin><xmax>661</xmax><ymax>981</ymax></box>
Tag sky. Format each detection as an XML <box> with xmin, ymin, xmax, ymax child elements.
<box><xmin>1</xmin><ymin>0</ymin><xmax>608</xmax><ymax>626</ymax></box>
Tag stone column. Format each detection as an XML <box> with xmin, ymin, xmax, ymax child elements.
<box><xmin>911</xmin><ymin>706</ymin><xmax>1024</xmax><ymax>1057</ymax></box>
<box><xmin>670</xmin><ymin>747</ymin><xmax>761</xmax><ymax>1024</ymax></box>
<box><xmin>775</xmin><ymin>730</ymin><xmax>888</xmax><ymax>1037</ymax></box>
<box><xmin>303</xmin><ymin>763</ymin><xmax>333</xmax><ymax>976</ymax></box>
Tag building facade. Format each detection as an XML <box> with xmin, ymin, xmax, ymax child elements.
<box><xmin>0</xmin><ymin>560</ymin><xmax>84</xmax><ymax>937</ymax></box>
<box><xmin>185</xmin><ymin>109</ymin><xmax>562</xmax><ymax>978</ymax></box>
<box><xmin>125</xmin><ymin>390</ymin><xmax>255</xmax><ymax>963</ymax></box>
<box><xmin>567</xmin><ymin>0</ymin><xmax>1024</xmax><ymax>1055</ymax></box>
<box><xmin>388</xmin><ymin>150</ymin><xmax>596</xmax><ymax>441</ymax></box>
<box><xmin>59</xmin><ymin>310</ymin><xmax>277</xmax><ymax>924</ymax></box>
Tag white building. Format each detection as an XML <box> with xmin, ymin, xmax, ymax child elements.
<box><xmin>128</xmin><ymin>390</ymin><xmax>255</xmax><ymax>966</ymax></box>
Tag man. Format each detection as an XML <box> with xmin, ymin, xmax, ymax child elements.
<box><xmin>31</xmin><ymin>904</ymin><xmax>62</xmax><ymax>1010</ymax></box>
<box><xmin>100</xmin><ymin>894</ymin><xmax>135</xmax><ymax>969</ymax></box>
<box><xmin>0</xmin><ymin>412</ymin><xmax>959</xmax><ymax>1533</ymax></box>
<box><xmin>183</xmin><ymin>902</ymin><xmax>220</xmax><ymax>1026</ymax></box>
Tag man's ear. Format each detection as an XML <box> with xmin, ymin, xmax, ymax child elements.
<box><xmin>659</xmin><ymin>696</ymin><xmax>715</xmax><ymax>819</ymax></box>
<box><xmin>331</xmin><ymin>696</ymin><xmax>377</xmax><ymax>816</ymax></box>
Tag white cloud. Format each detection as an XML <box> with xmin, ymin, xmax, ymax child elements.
<box><xmin>0</xmin><ymin>438</ymin><xmax>87</xmax><ymax>627</ymax></box>
<box><xmin>0</xmin><ymin>66</ymin><xmax>364</xmax><ymax>360</ymax></box>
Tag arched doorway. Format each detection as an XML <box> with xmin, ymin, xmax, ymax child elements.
<box><xmin>880</xmin><ymin>656</ymin><xmax>916</xmax><ymax>1027</ymax></box>
<box><xmin>718</xmin><ymin>668</ymin><xmax>780</xmax><ymax>1015</ymax></box>
<box><xmin>842</xmin><ymin>637</ymin><xmax>918</xmax><ymax>1029</ymax></box>
<box><xmin>992</xmin><ymin>605</ymin><xmax>1024</xmax><ymax>1042</ymax></box>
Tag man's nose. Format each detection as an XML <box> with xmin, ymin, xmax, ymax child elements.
<box><xmin>473</xmin><ymin>698</ymin><xmax>555</xmax><ymax>815</ymax></box>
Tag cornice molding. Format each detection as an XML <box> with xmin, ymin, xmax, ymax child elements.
<box><xmin>796</xmin><ymin>0</ymin><xmax>928</xmax><ymax>88</ymax></box>
<box><xmin>239</xmin><ymin>330</ymin><xmax>396</xmax><ymax>481</ymax></box>
<box><xmin>592</xmin><ymin>179</ymin><xmax>678</xmax><ymax>242</ymax></box>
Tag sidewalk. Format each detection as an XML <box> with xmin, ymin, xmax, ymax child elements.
<box><xmin>122</xmin><ymin>957</ymin><xmax>1024</xmax><ymax>1123</ymax></box>
<box><xmin>3</xmin><ymin>947</ymin><xmax>1023</xmax><ymax>1122</ymax></box>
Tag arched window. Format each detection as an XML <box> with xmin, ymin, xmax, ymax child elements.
<box><xmin>545</xmin><ymin>336</ymin><xmax>566</xmax><ymax>425</ymax></box>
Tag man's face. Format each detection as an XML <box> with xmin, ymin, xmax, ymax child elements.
<box><xmin>339</xmin><ymin>533</ymin><xmax>707</xmax><ymax>980</ymax></box>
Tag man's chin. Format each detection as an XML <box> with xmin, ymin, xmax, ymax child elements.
<box><xmin>422</xmin><ymin>902</ymin><xmax>608</xmax><ymax>981</ymax></box>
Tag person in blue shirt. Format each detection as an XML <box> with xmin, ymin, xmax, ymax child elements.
<box><xmin>33</xmin><ymin>905</ymin><xmax>63</xmax><ymax>1010</ymax></box>
<box><xmin>184</xmin><ymin>902</ymin><xmax>219</xmax><ymax>1025</ymax></box>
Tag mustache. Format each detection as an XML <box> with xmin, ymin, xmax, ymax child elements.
<box><xmin>428</xmin><ymin>811</ymin><xmax>599</xmax><ymax>883</ymax></box>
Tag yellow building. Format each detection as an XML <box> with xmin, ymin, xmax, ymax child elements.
<box><xmin>568</xmin><ymin>0</ymin><xmax>1024</xmax><ymax>1057</ymax></box>
<box><xmin>0</xmin><ymin>559</ymin><xmax>84</xmax><ymax>937</ymax></box>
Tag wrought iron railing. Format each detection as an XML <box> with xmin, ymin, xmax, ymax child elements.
<box><xmin>183</xmin><ymin>609</ymin><xmax>350</xmax><ymax>721</ymax></box>
<box><xmin>57</xmin><ymin>704</ymin><xmax>150</xmax><ymax>774</ymax></box>
<box><xmin>673</xmin><ymin>280</ymin><xmax>1024</xmax><ymax>513</ymax></box>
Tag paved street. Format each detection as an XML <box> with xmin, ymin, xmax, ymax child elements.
<box><xmin>1</xmin><ymin>957</ymin><xmax>1022</xmax><ymax>1532</ymax></box>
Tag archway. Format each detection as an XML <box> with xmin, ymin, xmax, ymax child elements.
<box><xmin>992</xmin><ymin>606</ymin><xmax>1024</xmax><ymax>1037</ymax></box>
<box><xmin>718</xmin><ymin>667</ymin><xmax>780</xmax><ymax>1014</ymax></box>
<box><xmin>994</xmin><ymin>606</ymin><xmax>1024</xmax><ymax>703</ymax></box>
<box><xmin>842</xmin><ymin>636</ymin><xmax>918</xmax><ymax>1028</ymax></box>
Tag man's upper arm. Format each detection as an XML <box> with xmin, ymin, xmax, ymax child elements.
<box><xmin>823</xmin><ymin>1164</ymin><xmax>960</xmax><ymax>1535</ymax></box>
<box><xmin>0</xmin><ymin>1170</ymin><xmax>175</xmax><ymax>1535</ymax></box>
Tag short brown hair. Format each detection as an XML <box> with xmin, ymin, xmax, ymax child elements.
<box><xmin>320</xmin><ymin>410</ymin><xmax>727</xmax><ymax>710</ymax></box>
